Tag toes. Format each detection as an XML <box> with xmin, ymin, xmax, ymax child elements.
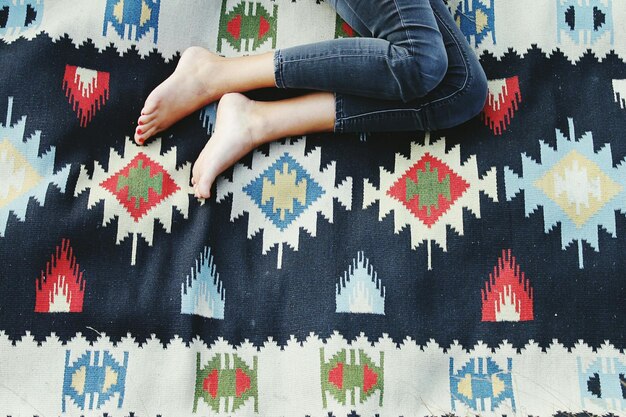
<box><xmin>142</xmin><ymin>125</ymin><xmax>158</xmax><ymax>140</ymax></box>
<box><xmin>134</xmin><ymin>123</ymin><xmax>158</xmax><ymax>145</ymax></box>
<box><xmin>140</xmin><ymin>118</ymin><xmax>158</xmax><ymax>134</ymax></box>
<box><xmin>134</xmin><ymin>127</ymin><xmax>145</xmax><ymax>145</ymax></box>
<box><xmin>196</xmin><ymin>174</ymin><xmax>213</xmax><ymax>199</ymax></box>
<box><xmin>137</xmin><ymin>113</ymin><xmax>156</xmax><ymax>126</ymax></box>
<box><xmin>141</xmin><ymin>96</ymin><xmax>161</xmax><ymax>116</ymax></box>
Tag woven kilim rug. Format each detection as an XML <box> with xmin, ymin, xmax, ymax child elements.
<box><xmin>1</xmin><ymin>0</ymin><xmax>626</xmax><ymax>416</ymax></box>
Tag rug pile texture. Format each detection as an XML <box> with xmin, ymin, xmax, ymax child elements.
<box><xmin>1</xmin><ymin>0</ymin><xmax>626</xmax><ymax>416</ymax></box>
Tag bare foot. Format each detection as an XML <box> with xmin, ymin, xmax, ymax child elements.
<box><xmin>192</xmin><ymin>93</ymin><xmax>263</xmax><ymax>198</ymax></box>
<box><xmin>134</xmin><ymin>46</ymin><xmax>225</xmax><ymax>144</ymax></box>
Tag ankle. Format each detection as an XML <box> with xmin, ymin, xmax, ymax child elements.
<box><xmin>246</xmin><ymin>99</ymin><xmax>269</xmax><ymax>147</ymax></box>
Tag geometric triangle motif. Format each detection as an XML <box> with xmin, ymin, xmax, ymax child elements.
<box><xmin>0</xmin><ymin>97</ymin><xmax>71</xmax><ymax>237</ymax></box>
<box><xmin>336</xmin><ymin>251</ymin><xmax>385</xmax><ymax>315</ymax></box>
<box><xmin>35</xmin><ymin>239</ymin><xmax>86</xmax><ymax>313</ymax></box>
<box><xmin>0</xmin><ymin>138</ymin><xmax>42</xmax><ymax>208</ymax></box>
<box><xmin>217</xmin><ymin>0</ymin><xmax>278</xmax><ymax>52</ymax></box>
<box><xmin>62</xmin><ymin>350</ymin><xmax>128</xmax><ymax>412</ymax></box>
<box><xmin>243</xmin><ymin>153</ymin><xmax>325</xmax><ymax>231</ymax></box>
<box><xmin>335</xmin><ymin>14</ymin><xmax>359</xmax><ymax>39</ymax></box>
<box><xmin>453</xmin><ymin>0</ymin><xmax>496</xmax><ymax>46</ymax></box>
<box><xmin>450</xmin><ymin>357</ymin><xmax>515</xmax><ymax>412</ymax></box>
<box><xmin>62</xmin><ymin>65</ymin><xmax>110</xmax><ymax>127</ymax></box>
<box><xmin>100</xmin><ymin>153</ymin><xmax>179</xmax><ymax>222</ymax></box>
<box><xmin>193</xmin><ymin>352</ymin><xmax>258</xmax><ymax>414</ymax></box>
<box><xmin>103</xmin><ymin>0</ymin><xmax>161</xmax><ymax>43</ymax></box>
<box><xmin>534</xmin><ymin>149</ymin><xmax>622</xmax><ymax>228</ymax></box>
<box><xmin>216</xmin><ymin>138</ymin><xmax>353</xmax><ymax>269</ymax></box>
<box><xmin>74</xmin><ymin>138</ymin><xmax>193</xmax><ymax>265</ymax></box>
<box><xmin>217</xmin><ymin>0</ymin><xmax>277</xmax><ymax>53</ymax></box>
<box><xmin>386</xmin><ymin>153</ymin><xmax>470</xmax><ymax>227</ymax></box>
<box><xmin>504</xmin><ymin>118</ymin><xmax>626</xmax><ymax>269</ymax></box>
<box><xmin>320</xmin><ymin>348</ymin><xmax>384</xmax><ymax>408</ymax></box>
<box><xmin>481</xmin><ymin>249</ymin><xmax>533</xmax><ymax>322</ymax></box>
<box><xmin>482</xmin><ymin>76</ymin><xmax>522</xmax><ymax>135</ymax></box>
<box><xmin>363</xmin><ymin>137</ymin><xmax>498</xmax><ymax>270</ymax></box>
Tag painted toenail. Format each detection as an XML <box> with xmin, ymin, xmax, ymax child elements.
<box><xmin>138</xmin><ymin>121</ymin><xmax>143</xmax><ymax>126</ymax></box>
<box><xmin>137</xmin><ymin>129</ymin><xmax>142</xmax><ymax>134</ymax></box>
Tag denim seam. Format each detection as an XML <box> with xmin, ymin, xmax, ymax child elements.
<box><xmin>342</xmin><ymin>0</ymin><xmax>371</xmax><ymax>37</ymax></box>
<box><xmin>425</xmin><ymin>7</ymin><xmax>470</xmax><ymax>106</ymax></box>
<box><xmin>274</xmin><ymin>50</ymin><xmax>285</xmax><ymax>88</ymax></box>
<box><xmin>340</xmin><ymin>107</ymin><xmax>422</xmax><ymax>122</ymax></box>
<box><xmin>281</xmin><ymin>51</ymin><xmax>391</xmax><ymax>63</ymax></box>
<box><xmin>392</xmin><ymin>0</ymin><xmax>414</xmax><ymax>55</ymax></box>
<box><xmin>334</xmin><ymin>93</ymin><xmax>344</xmax><ymax>133</ymax></box>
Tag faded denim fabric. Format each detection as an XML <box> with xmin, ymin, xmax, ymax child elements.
<box><xmin>273</xmin><ymin>0</ymin><xmax>488</xmax><ymax>132</ymax></box>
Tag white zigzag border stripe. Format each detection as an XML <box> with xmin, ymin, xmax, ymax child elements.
<box><xmin>2</xmin><ymin>0</ymin><xmax>626</xmax><ymax>61</ymax></box>
<box><xmin>0</xmin><ymin>331</ymin><xmax>624</xmax><ymax>416</ymax></box>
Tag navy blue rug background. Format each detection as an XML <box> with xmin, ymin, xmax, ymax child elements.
<box><xmin>1</xmin><ymin>34</ymin><xmax>625</xmax><ymax>353</ymax></box>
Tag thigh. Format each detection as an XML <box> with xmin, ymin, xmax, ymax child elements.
<box><xmin>330</xmin><ymin>0</ymin><xmax>441</xmax><ymax>54</ymax></box>
<box><xmin>334</xmin><ymin>0</ymin><xmax>488</xmax><ymax>132</ymax></box>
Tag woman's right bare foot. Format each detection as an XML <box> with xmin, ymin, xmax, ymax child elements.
<box><xmin>134</xmin><ymin>46</ymin><xmax>225</xmax><ymax>144</ymax></box>
<box><xmin>191</xmin><ymin>93</ymin><xmax>264</xmax><ymax>199</ymax></box>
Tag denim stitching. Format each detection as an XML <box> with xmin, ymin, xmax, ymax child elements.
<box><xmin>340</xmin><ymin>0</ymin><xmax>372</xmax><ymax>37</ymax></box>
<box><xmin>281</xmin><ymin>51</ymin><xmax>391</xmax><ymax>63</ymax></box>
<box><xmin>274</xmin><ymin>50</ymin><xmax>285</xmax><ymax>88</ymax></box>
<box><xmin>425</xmin><ymin>7</ymin><xmax>470</xmax><ymax>106</ymax></box>
<box><xmin>392</xmin><ymin>0</ymin><xmax>414</xmax><ymax>55</ymax></box>
<box><xmin>334</xmin><ymin>93</ymin><xmax>344</xmax><ymax>133</ymax></box>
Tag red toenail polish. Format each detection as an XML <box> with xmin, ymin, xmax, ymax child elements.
<box><xmin>137</xmin><ymin>129</ymin><xmax>142</xmax><ymax>134</ymax></box>
<box><xmin>138</xmin><ymin>121</ymin><xmax>143</xmax><ymax>126</ymax></box>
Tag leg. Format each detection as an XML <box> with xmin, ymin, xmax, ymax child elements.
<box><xmin>135</xmin><ymin>0</ymin><xmax>448</xmax><ymax>143</ymax></box>
<box><xmin>191</xmin><ymin>92</ymin><xmax>335</xmax><ymax>198</ymax></box>
<box><xmin>135</xmin><ymin>47</ymin><xmax>276</xmax><ymax>144</ymax></box>
<box><xmin>274</xmin><ymin>0</ymin><xmax>447</xmax><ymax>101</ymax></box>
<box><xmin>334</xmin><ymin>0</ymin><xmax>488</xmax><ymax>132</ymax></box>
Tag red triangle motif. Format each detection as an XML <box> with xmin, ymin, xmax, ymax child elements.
<box><xmin>328</xmin><ymin>362</ymin><xmax>343</xmax><ymax>389</ymax></box>
<box><xmin>258</xmin><ymin>15</ymin><xmax>270</xmax><ymax>39</ymax></box>
<box><xmin>203</xmin><ymin>369</ymin><xmax>219</xmax><ymax>398</ymax></box>
<box><xmin>35</xmin><ymin>239</ymin><xmax>85</xmax><ymax>313</ymax></box>
<box><xmin>482</xmin><ymin>76</ymin><xmax>522</xmax><ymax>135</ymax></box>
<box><xmin>481</xmin><ymin>249</ymin><xmax>534</xmax><ymax>322</ymax></box>
<box><xmin>62</xmin><ymin>65</ymin><xmax>110</xmax><ymax>127</ymax></box>
<box><xmin>342</xmin><ymin>21</ymin><xmax>355</xmax><ymax>37</ymax></box>
<box><xmin>235</xmin><ymin>368</ymin><xmax>251</xmax><ymax>397</ymax></box>
<box><xmin>362</xmin><ymin>364</ymin><xmax>378</xmax><ymax>393</ymax></box>
<box><xmin>227</xmin><ymin>14</ymin><xmax>242</xmax><ymax>40</ymax></box>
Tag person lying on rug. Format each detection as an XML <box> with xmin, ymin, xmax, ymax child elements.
<box><xmin>133</xmin><ymin>0</ymin><xmax>487</xmax><ymax>199</ymax></box>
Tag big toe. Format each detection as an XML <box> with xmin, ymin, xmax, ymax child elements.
<box><xmin>196</xmin><ymin>173</ymin><xmax>214</xmax><ymax>199</ymax></box>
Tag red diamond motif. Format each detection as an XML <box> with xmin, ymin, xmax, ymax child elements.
<box><xmin>386</xmin><ymin>153</ymin><xmax>469</xmax><ymax>227</ymax></box>
<box><xmin>100</xmin><ymin>153</ymin><xmax>180</xmax><ymax>222</ymax></box>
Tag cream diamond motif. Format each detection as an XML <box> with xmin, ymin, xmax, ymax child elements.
<box><xmin>534</xmin><ymin>149</ymin><xmax>622</xmax><ymax>228</ymax></box>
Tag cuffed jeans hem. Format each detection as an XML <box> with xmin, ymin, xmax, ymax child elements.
<box><xmin>334</xmin><ymin>93</ymin><xmax>345</xmax><ymax>133</ymax></box>
<box><xmin>273</xmin><ymin>50</ymin><xmax>286</xmax><ymax>89</ymax></box>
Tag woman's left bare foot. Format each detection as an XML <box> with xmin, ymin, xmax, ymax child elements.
<box><xmin>192</xmin><ymin>92</ymin><xmax>263</xmax><ymax>199</ymax></box>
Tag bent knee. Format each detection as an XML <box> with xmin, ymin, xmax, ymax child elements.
<box><xmin>392</xmin><ymin>45</ymin><xmax>448</xmax><ymax>102</ymax></box>
<box><xmin>466</xmin><ymin>65</ymin><xmax>488</xmax><ymax>119</ymax></box>
<box><xmin>414</xmin><ymin>46</ymin><xmax>448</xmax><ymax>97</ymax></box>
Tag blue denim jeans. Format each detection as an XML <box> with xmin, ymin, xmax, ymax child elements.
<box><xmin>273</xmin><ymin>0</ymin><xmax>488</xmax><ymax>132</ymax></box>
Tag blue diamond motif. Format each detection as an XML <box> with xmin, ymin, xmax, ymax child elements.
<box><xmin>243</xmin><ymin>153</ymin><xmax>325</xmax><ymax>230</ymax></box>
